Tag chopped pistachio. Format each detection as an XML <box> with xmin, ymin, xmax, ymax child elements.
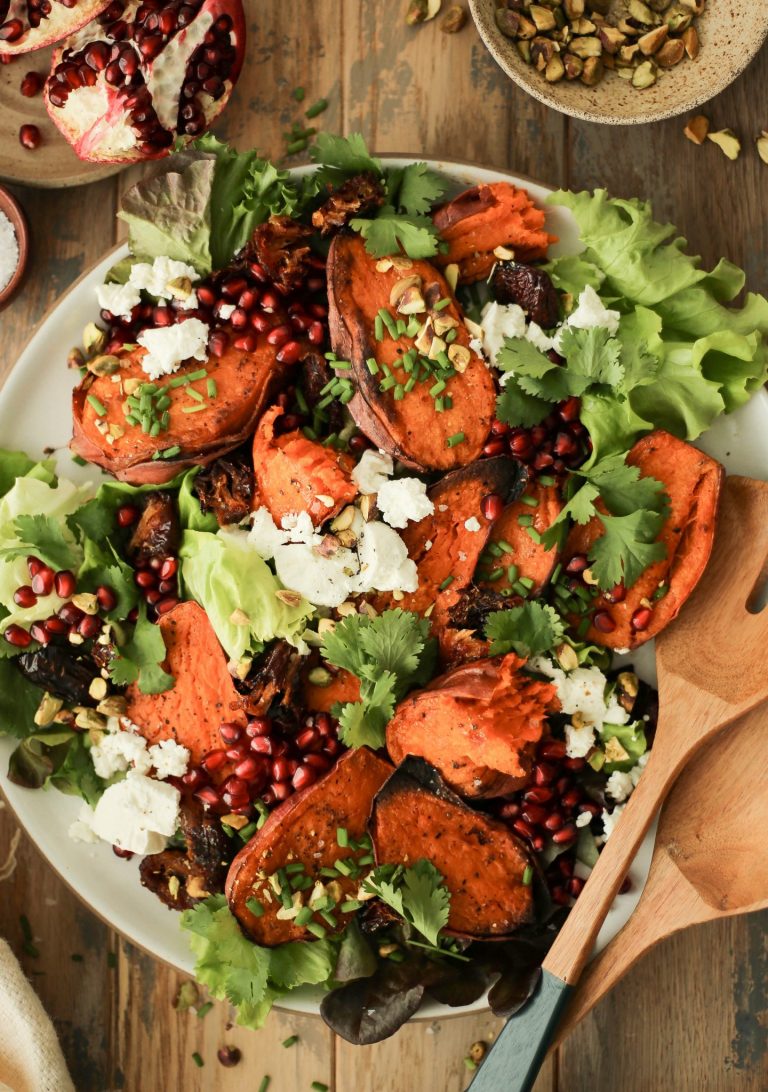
<box><xmin>684</xmin><ymin>114</ymin><xmax>709</xmax><ymax>145</ymax></box>
<box><xmin>707</xmin><ymin>128</ymin><xmax>741</xmax><ymax>161</ymax></box>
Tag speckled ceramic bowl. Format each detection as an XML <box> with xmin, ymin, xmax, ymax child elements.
<box><xmin>469</xmin><ymin>0</ymin><xmax>768</xmax><ymax>125</ymax></box>
<box><xmin>0</xmin><ymin>186</ymin><xmax>28</xmax><ymax>310</ymax></box>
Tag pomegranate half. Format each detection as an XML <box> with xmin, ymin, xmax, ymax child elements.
<box><xmin>44</xmin><ymin>0</ymin><xmax>246</xmax><ymax>163</ymax></box>
<box><xmin>0</xmin><ymin>0</ymin><xmax>112</xmax><ymax>57</ymax></box>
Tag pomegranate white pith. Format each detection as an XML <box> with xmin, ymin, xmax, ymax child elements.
<box><xmin>44</xmin><ymin>0</ymin><xmax>245</xmax><ymax>164</ymax></box>
<box><xmin>0</xmin><ymin>0</ymin><xmax>112</xmax><ymax>57</ymax></box>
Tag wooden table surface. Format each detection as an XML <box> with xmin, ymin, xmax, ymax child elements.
<box><xmin>1</xmin><ymin>3</ymin><xmax>767</xmax><ymax>1089</ymax></box>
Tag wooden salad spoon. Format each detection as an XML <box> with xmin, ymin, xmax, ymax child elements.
<box><xmin>554</xmin><ymin>701</ymin><xmax>768</xmax><ymax>1044</ymax></box>
<box><xmin>469</xmin><ymin>475</ymin><xmax>768</xmax><ymax>1092</ymax></box>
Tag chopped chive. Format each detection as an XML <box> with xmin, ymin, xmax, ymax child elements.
<box><xmin>149</xmin><ymin>421</ymin><xmax>161</xmax><ymax>438</ymax></box>
<box><xmin>519</xmin><ymin>576</ymin><xmax>535</xmax><ymax>590</ymax></box>
<box><xmin>379</xmin><ymin>375</ymin><xmax>397</xmax><ymax>393</ymax></box>
<box><xmin>498</xmin><ymin>539</ymin><xmax>514</xmax><ymax>554</ymax></box>
<box><xmin>192</xmin><ymin>1052</ymin><xmax>204</xmax><ymax>1068</ymax></box>
<box><xmin>162</xmin><ymin>445</ymin><xmax>181</xmax><ymax>458</ymax></box>
<box><xmin>445</xmin><ymin>328</ymin><xmax>458</xmax><ymax>343</ymax></box>
<box><xmin>404</xmin><ymin>375</ymin><xmax>417</xmax><ymax>393</ymax></box>
<box><xmin>238</xmin><ymin>821</ymin><xmax>257</xmax><ymax>841</ymax></box>
<box><xmin>521</xmin><ymin>494</ymin><xmax>539</xmax><ymax>507</ymax></box>
<box><xmin>380</xmin><ymin>309</ymin><xmax>399</xmax><ymax>338</ymax></box>
<box><xmin>406</xmin><ymin>317</ymin><xmax>421</xmax><ymax>337</ymax></box>
<box><xmin>488</xmin><ymin>567</ymin><xmax>504</xmax><ymax>582</ymax></box>
<box><xmin>444</xmin><ymin>395</ymin><xmax>453</xmax><ymax>410</ymax></box>
<box><xmin>365</xmin><ymin>356</ymin><xmax>379</xmax><ymax>375</ymax></box>
<box><xmin>258</xmin><ymin>1077</ymin><xmax>271</xmax><ymax>1092</ymax></box>
<box><xmin>196</xmin><ymin>1001</ymin><xmax>213</xmax><ymax>1019</ymax></box>
<box><xmin>292</xmin><ymin>86</ymin><xmax>305</xmax><ymax>100</ymax></box>
<box><xmin>186</xmin><ymin>368</ymin><xmax>207</xmax><ymax>382</ymax></box>
<box><xmin>396</xmin><ymin>318</ymin><xmax>407</xmax><ymax>337</ymax></box>
<box><xmin>517</xmin><ymin>513</ymin><xmax>533</xmax><ymax>527</ymax></box>
<box><xmin>295</xmin><ymin>907</ymin><xmax>313</xmax><ymax>927</ymax></box>
<box><xmin>374</xmin><ymin>314</ymin><xmax>384</xmax><ymax>341</ymax></box>
<box><xmin>155</xmin><ymin>395</ymin><xmax>171</xmax><ymax>411</ymax></box>
<box><xmin>337</xmin><ymin>827</ymin><xmax>349</xmax><ymax>847</ymax></box>
<box><xmin>538</xmin><ymin>474</ymin><xmax>556</xmax><ymax>486</ymax></box>
<box><xmin>320</xmin><ymin>910</ymin><xmax>337</xmax><ymax>928</ymax></box>
<box><xmin>182</xmin><ymin>403</ymin><xmax>208</xmax><ymax>414</ymax></box>
<box><xmin>522</xmin><ymin>865</ymin><xmax>533</xmax><ymax>886</ymax></box>
<box><xmin>319</xmin><ymin>866</ymin><xmax>339</xmax><ymax>879</ymax></box>
<box><xmin>439</xmin><ymin>575</ymin><xmax>454</xmax><ymax>591</ymax></box>
<box><xmin>489</xmin><ymin>542</ymin><xmax>504</xmax><ymax>557</ymax></box>
<box><xmin>86</xmin><ymin>394</ymin><xmax>107</xmax><ymax>416</ymax></box>
<box><xmin>306</xmin><ymin>922</ymin><xmax>327</xmax><ymax>939</ymax></box>
<box><xmin>393</xmin><ymin>384</ymin><xmax>405</xmax><ymax>401</ymax></box>
<box><xmin>512</xmin><ymin>580</ymin><xmax>530</xmax><ymax>598</ymax></box>
<box><xmin>435</xmin><ymin>350</ymin><xmax>451</xmax><ymax>371</ymax></box>
<box><xmin>125</xmin><ymin>414</ymin><xmax>139</xmax><ymax>427</ymax></box>
<box><xmin>434</xmin><ymin>397</ymin><xmax>445</xmax><ymax>413</ymax></box>
<box><xmin>551</xmin><ymin>562</ymin><xmax>563</xmax><ymax>584</ymax></box>
<box><xmin>507</xmin><ymin>563</ymin><xmax>519</xmax><ymax>583</ymax></box>
<box><xmin>305</xmin><ymin>97</ymin><xmax>329</xmax><ymax>118</ymax></box>
<box><xmin>433</xmin><ymin>297</ymin><xmax>451</xmax><ymax>311</ymax></box>
<box><xmin>340</xmin><ymin>899</ymin><xmax>362</xmax><ymax>913</ymax></box>
<box><xmin>334</xmin><ymin>858</ymin><xmax>353</xmax><ymax>876</ymax></box>
<box><xmin>333</xmin><ymin>359</ymin><xmax>351</xmax><ymax>371</ymax></box>
<box><xmin>578</xmin><ymin>615</ymin><xmax>591</xmax><ymax>638</ymax></box>
<box><xmin>282</xmin><ymin>1035</ymin><xmax>299</xmax><ymax>1048</ymax></box>
<box><xmin>430</xmin><ymin>378</ymin><xmax>446</xmax><ymax>397</ymax></box>
<box><xmin>285</xmin><ymin>862</ymin><xmax>305</xmax><ymax>876</ymax></box>
<box><xmin>206</xmin><ymin>378</ymin><xmax>217</xmax><ymax>398</ymax></box>
<box><xmin>311</xmin><ymin>1084</ymin><xmax>329</xmax><ymax>1092</ymax></box>
<box><xmin>527</xmin><ymin>527</ymin><xmax>542</xmax><ymax>544</ymax></box>
<box><xmin>653</xmin><ymin>584</ymin><xmax>668</xmax><ymax>601</ymax></box>
<box><xmin>169</xmin><ymin>375</ymin><xmax>188</xmax><ymax>388</ymax></box>
<box><xmin>446</xmin><ymin>432</ymin><xmax>465</xmax><ymax>448</ymax></box>
<box><xmin>285</xmin><ymin>138</ymin><xmax>308</xmax><ymax>155</ymax></box>
<box><xmin>294</xmin><ymin>875</ymin><xmax>313</xmax><ymax>892</ymax></box>
<box><xmin>357</xmin><ymin>853</ymin><xmax>374</xmax><ymax>866</ymax></box>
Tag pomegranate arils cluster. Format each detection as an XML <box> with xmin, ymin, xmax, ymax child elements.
<box><xmin>484</xmin><ymin>396</ymin><xmax>591</xmax><ymax>479</ymax></box>
<box><xmin>3</xmin><ymin>555</ymin><xmax>116</xmax><ymax>649</ymax></box>
<box><xmin>0</xmin><ymin>0</ymin><xmax>111</xmax><ymax>56</ymax></box>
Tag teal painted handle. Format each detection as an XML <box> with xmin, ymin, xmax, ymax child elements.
<box><xmin>468</xmin><ymin>971</ymin><xmax>572</xmax><ymax>1092</ymax></box>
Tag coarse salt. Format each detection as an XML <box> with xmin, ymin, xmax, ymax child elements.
<box><xmin>0</xmin><ymin>212</ymin><xmax>19</xmax><ymax>294</ymax></box>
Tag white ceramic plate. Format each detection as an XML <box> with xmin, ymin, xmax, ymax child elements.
<box><xmin>1</xmin><ymin>160</ymin><xmax>767</xmax><ymax>1019</ymax></box>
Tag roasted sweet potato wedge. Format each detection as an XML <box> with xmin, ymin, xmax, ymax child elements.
<box><xmin>386</xmin><ymin>653</ymin><xmax>558</xmax><ymax>798</ymax></box>
<box><xmin>480</xmin><ymin>481</ymin><xmax>562</xmax><ymax>597</ymax></box>
<box><xmin>226</xmin><ymin>747</ymin><xmax>393</xmax><ymax>946</ymax></box>
<box><xmin>303</xmin><ymin>667</ymin><xmax>361</xmax><ymax>713</ymax></box>
<box><xmin>564</xmin><ymin>430</ymin><xmax>724</xmax><ymax>650</ymax></box>
<box><xmin>126</xmin><ymin>601</ymin><xmax>246</xmax><ymax>764</ymax></box>
<box><xmin>72</xmin><ymin>339</ymin><xmax>292</xmax><ymax>485</ymax></box>
<box><xmin>370</xmin><ymin>757</ymin><xmax>535</xmax><ymax>936</ymax></box>
<box><xmin>376</xmin><ymin>457</ymin><xmax>526</xmax><ymax>657</ymax></box>
<box><xmin>432</xmin><ymin>183</ymin><xmax>555</xmax><ymax>285</ymax></box>
<box><xmin>252</xmin><ymin>405</ymin><xmax>357</xmax><ymax>527</ymax></box>
<box><xmin>326</xmin><ymin>234</ymin><xmax>496</xmax><ymax>471</ymax></box>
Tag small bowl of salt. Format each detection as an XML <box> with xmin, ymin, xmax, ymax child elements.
<box><xmin>0</xmin><ymin>187</ymin><xmax>29</xmax><ymax>310</ymax></box>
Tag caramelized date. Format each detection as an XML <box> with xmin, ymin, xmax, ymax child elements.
<box><xmin>194</xmin><ymin>448</ymin><xmax>254</xmax><ymax>527</ymax></box>
<box><xmin>249</xmin><ymin>215</ymin><xmax>314</xmax><ymax>293</ymax></box>
<box><xmin>311</xmin><ymin>172</ymin><xmax>386</xmax><ymax>236</ymax></box>
<box><xmin>490</xmin><ymin>262</ymin><xmax>560</xmax><ymax>329</ymax></box>
<box><xmin>128</xmin><ymin>491</ymin><xmax>180</xmax><ymax>563</ymax></box>
<box><xmin>16</xmin><ymin>646</ymin><xmax>98</xmax><ymax>705</ymax></box>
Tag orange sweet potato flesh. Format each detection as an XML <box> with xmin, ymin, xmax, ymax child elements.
<box><xmin>72</xmin><ymin>339</ymin><xmax>290</xmax><ymax>486</ymax></box>
<box><xmin>226</xmin><ymin>748</ymin><xmax>393</xmax><ymax>946</ymax></box>
<box><xmin>125</xmin><ymin>601</ymin><xmax>246</xmax><ymax>764</ymax></box>
<box><xmin>303</xmin><ymin>668</ymin><xmax>361</xmax><ymax>713</ymax></box>
<box><xmin>386</xmin><ymin>653</ymin><xmax>558</xmax><ymax>799</ymax></box>
<box><xmin>375</xmin><ymin>457</ymin><xmax>525</xmax><ymax>655</ymax></box>
<box><xmin>252</xmin><ymin>405</ymin><xmax>357</xmax><ymax>527</ymax></box>
<box><xmin>481</xmin><ymin>482</ymin><xmax>562</xmax><ymax>596</ymax></box>
<box><xmin>433</xmin><ymin>183</ymin><xmax>555</xmax><ymax>285</ymax></box>
<box><xmin>370</xmin><ymin>758</ymin><xmax>535</xmax><ymax>937</ymax></box>
<box><xmin>326</xmin><ymin>234</ymin><xmax>496</xmax><ymax>471</ymax></box>
<box><xmin>564</xmin><ymin>430</ymin><xmax>724</xmax><ymax>650</ymax></box>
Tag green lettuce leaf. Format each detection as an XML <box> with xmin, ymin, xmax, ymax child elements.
<box><xmin>179</xmin><ymin>528</ymin><xmax>313</xmax><ymax>661</ymax></box>
<box><xmin>0</xmin><ymin>449</ymin><xmax>56</xmax><ymax>498</ymax></box>
<box><xmin>0</xmin><ymin>658</ymin><xmax>41</xmax><ymax>738</ymax></box>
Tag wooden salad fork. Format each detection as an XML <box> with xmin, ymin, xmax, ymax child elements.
<box><xmin>469</xmin><ymin>475</ymin><xmax>768</xmax><ymax>1092</ymax></box>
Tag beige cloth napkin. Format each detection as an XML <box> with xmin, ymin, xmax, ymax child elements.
<box><xmin>0</xmin><ymin>939</ymin><xmax>74</xmax><ymax>1092</ymax></box>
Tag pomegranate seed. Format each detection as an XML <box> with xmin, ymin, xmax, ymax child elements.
<box><xmin>523</xmin><ymin>786</ymin><xmax>554</xmax><ymax>804</ymax></box>
<box><xmin>562</xmin><ymin>757</ymin><xmax>586</xmax><ymax>772</ymax></box>
<box><xmin>568</xmin><ymin>877</ymin><xmax>585</xmax><ymax>898</ymax></box>
<box><xmin>276</xmin><ymin>341</ymin><xmax>304</xmax><ymax>366</ymax></box>
<box><xmin>197</xmin><ymin>285</ymin><xmax>216</xmax><ymax>308</ymax></box>
<box><xmin>266</xmin><ymin>324</ymin><xmax>291</xmax><ymax>348</ymax></box>
<box><xmin>238</xmin><ymin>288</ymin><xmax>260</xmax><ymax>311</ymax></box>
<box><xmin>521</xmin><ymin>804</ymin><xmax>548</xmax><ymax>825</ymax></box>
<box><xmin>135</xmin><ymin>570</ymin><xmax>156</xmax><ymax>589</ymax></box>
<box><xmin>234</xmin><ymin>334</ymin><xmax>257</xmax><ymax>352</ymax></box>
<box><xmin>260</xmin><ymin>291</ymin><xmax>279</xmax><ymax>313</ymax></box>
<box><xmin>561</xmin><ymin>787</ymin><xmax>583</xmax><ymax>808</ymax></box>
<box><xmin>271</xmin><ymin>783</ymin><xmax>292</xmax><ymax>802</ymax></box>
<box><xmin>226</xmin><ymin>743</ymin><xmax>250</xmax><ymax>762</ymax></box>
<box><xmin>196</xmin><ymin>787</ymin><xmax>221</xmax><ymax>808</ymax></box>
<box><xmin>148</xmin><ymin>557</ymin><xmax>163</xmax><ymax>571</ymax></box>
<box><xmin>27</xmin><ymin>556</ymin><xmax>45</xmax><ymax>577</ymax></box>
<box><xmin>490</xmin><ymin>419</ymin><xmax>510</xmax><ymax>436</ymax></box>
<box><xmin>250</xmin><ymin>737</ymin><xmax>273</xmax><ymax>755</ymax></box>
<box><xmin>558</xmin><ymin>856</ymin><xmax>574</xmax><ymax>878</ymax></box>
<box><xmin>552</xmin><ymin>824</ymin><xmax>577</xmax><ymax>845</ymax></box>
<box><xmin>222</xmin><ymin>277</ymin><xmax>247</xmax><ymax>300</ymax></box>
<box><xmin>31</xmin><ymin>567</ymin><xmax>54</xmax><ymax>596</ymax></box>
<box><xmin>544</xmin><ymin>812</ymin><xmax>564</xmax><ymax>832</ymax></box>
<box><xmin>271</xmin><ymin>757</ymin><xmax>291</xmax><ymax>783</ymax></box>
<box><xmin>78</xmin><ymin>615</ymin><xmax>102</xmax><ymax>639</ymax></box>
<box><xmin>604</xmin><ymin>583</ymin><xmax>626</xmax><ymax>604</ymax></box>
<box><xmin>250</xmin><ymin>312</ymin><xmax>272</xmax><ymax>334</ymax></box>
<box><xmin>20</xmin><ymin>71</ymin><xmax>43</xmax><ymax>97</ymax></box>
<box><xmin>152</xmin><ymin>306</ymin><xmax>173</xmax><ymax>327</ymax></box>
<box><xmin>538</xmin><ymin>738</ymin><xmax>567</xmax><ymax>760</ymax></box>
<box><xmin>533</xmin><ymin>451</ymin><xmax>555</xmax><ymax>471</ymax></box>
<box><xmin>13</xmin><ymin>586</ymin><xmax>37</xmax><ymax>608</ymax></box>
<box><xmin>156</xmin><ymin>596</ymin><xmax>178</xmax><ymax>615</ymax></box>
<box><xmin>323</xmin><ymin>738</ymin><xmax>343</xmax><ymax>757</ymax></box>
<box><xmin>96</xmin><ymin>585</ymin><xmax>117</xmax><ymax>611</ymax></box>
<box><xmin>182</xmin><ymin>769</ymin><xmax>208</xmax><ymax>790</ymax></box>
<box><xmin>509</xmin><ymin>432</ymin><xmax>533</xmax><ymax>459</ymax></box>
<box><xmin>556</xmin><ymin>775</ymin><xmax>570</xmax><ymax>795</ymax></box>
<box><xmin>246</xmin><ymin>717</ymin><xmax>272</xmax><ymax>737</ymax></box>
<box><xmin>309</xmin><ymin>302</ymin><xmax>328</xmax><ymax>319</ymax></box>
<box><xmin>29</xmin><ymin>622</ymin><xmax>51</xmax><ymax>645</ymax></box>
<box><xmin>202</xmin><ymin>749</ymin><xmax>228</xmax><ymax>773</ymax></box>
<box><xmin>159</xmin><ymin>557</ymin><xmax>177</xmax><ymax>580</ymax></box>
<box><xmin>54</xmin><ymin>570</ymin><xmax>77</xmax><ymax>598</ymax></box>
<box><xmin>248</xmin><ymin>261</ymin><xmax>268</xmax><ymax>282</ymax></box>
<box><xmin>217</xmin><ymin>1046</ymin><xmax>242</xmax><ymax>1068</ymax></box>
<box><xmin>0</xmin><ymin>18</ymin><xmax>24</xmax><ymax>41</ymax></box>
<box><xmin>4</xmin><ymin>624</ymin><xmax>31</xmax><ymax>648</ymax></box>
<box><xmin>481</xmin><ymin>493</ymin><xmax>504</xmax><ymax>522</ymax></box>
<box><xmin>308</xmin><ymin>321</ymin><xmax>325</xmax><ymax>345</ymax></box>
<box><xmin>219</xmin><ymin>722</ymin><xmax>242</xmax><ymax>744</ymax></box>
<box><xmin>113</xmin><ymin>845</ymin><xmax>134</xmax><ymax>860</ymax></box>
<box><xmin>45</xmin><ymin>617</ymin><xmax>69</xmax><ymax>636</ymax></box>
<box><xmin>19</xmin><ymin>123</ymin><xmax>42</xmax><ymax>150</ymax></box>
<box><xmin>631</xmin><ymin>606</ymin><xmax>653</xmax><ymax>632</ymax></box>
<box><xmin>290</xmin><ymin>313</ymin><xmax>309</xmax><ymax>333</ymax></box>
<box><xmin>230</xmin><ymin>307</ymin><xmax>249</xmax><ymax>329</ymax></box>
<box><xmin>117</xmin><ymin>504</ymin><xmax>139</xmax><ymax>528</ymax></box>
<box><xmin>315</xmin><ymin>713</ymin><xmax>333</xmax><ymax>736</ymax></box>
<box><xmin>208</xmin><ymin>330</ymin><xmax>229</xmax><ymax>357</ymax></box>
<box><xmin>533</xmin><ymin>762</ymin><xmax>557</xmax><ymax>785</ymax></box>
<box><xmin>295</xmin><ymin>728</ymin><xmax>321</xmax><ymax>753</ymax></box>
<box><xmin>592</xmin><ymin>609</ymin><xmax>616</xmax><ymax>634</ymax></box>
<box><xmin>551</xmin><ymin>886</ymin><xmax>570</xmax><ymax>906</ymax></box>
<box><xmin>559</xmin><ymin>397</ymin><xmax>581</xmax><ymax>422</ymax></box>
<box><xmin>498</xmin><ymin>802</ymin><xmax>520</xmax><ymax>820</ymax></box>
<box><xmin>565</xmin><ymin>555</ymin><xmax>589</xmax><ymax>574</ymax></box>
<box><xmin>512</xmin><ymin>818</ymin><xmax>535</xmax><ymax>841</ymax></box>
<box><xmin>579</xmin><ymin>801</ymin><xmax>601</xmax><ymax>818</ymax></box>
<box><xmin>483</xmin><ymin>439</ymin><xmax>506</xmax><ymax>457</ymax></box>
<box><xmin>304</xmin><ymin>753</ymin><xmax>331</xmax><ymax>772</ymax></box>
<box><xmin>145</xmin><ymin>589</ymin><xmax>162</xmax><ymax>606</ymax></box>
<box><xmin>235</xmin><ymin>755</ymin><xmax>261</xmax><ymax>781</ymax></box>
<box><xmin>292</xmin><ymin>764</ymin><xmax>316</xmax><ymax>791</ymax></box>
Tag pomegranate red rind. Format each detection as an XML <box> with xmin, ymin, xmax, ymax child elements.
<box><xmin>386</xmin><ymin>653</ymin><xmax>559</xmax><ymax>799</ymax></box>
<box><xmin>125</xmin><ymin>600</ymin><xmax>246</xmax><ymax>764</ymax></box>
<box><xmin>44</xmin><ymin>0</ymin><xmax>246</xmax><ymax>164</ymax></box>
<box><xmin>563</xmin><ymin>429</ymin><xmax>724</xmax><ymax>650</ymax></box>
<box><xmin>226</xmin><ymin>748</ymin><xmax>393</xmax><ymax>946</ymax></box>
<box><xmin>71</xmin><ymin>339</ymin><xmax>291</xmax><ymax>485</ymax></box>
<box><xmin>0</xmin><ymin>0</ymin><xmax>112</xmax><ymax>57</ymax></box>
<box><xmin>326</xmin><ymin>234</ymin><xmax>497</xmax><ymax>472</ymax></box>
<box><xmin>370</xmin><ymin>757</ymin><xmax>535</xmax><ymax>937</ymax></box>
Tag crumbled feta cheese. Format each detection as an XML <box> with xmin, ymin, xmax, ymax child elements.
<box><xmin>68</xmin><ymin>804</ymin><xmax>101</xmax><ymax>845</ymax></box>
<box><xmin>136</xmin><ymin>317</ymin><xmax>209</xmax><ymax>380</ymax></box>
<box><xmin>600</xmin><ymin>803</ymin><xmax>625</xmax><ymax>841</ymax></box>
<box><xmin>96</xmin><ymin>281</ymin><xmax>142</xmax><ymax>320</ymax></box>
<box><xmin>464</xmin><ymin>516</ymin><xmax>482</xmax><ymax>532</ymax></box>
<box><xmin>90</xmin><ymin>728</ymin><xmax>151</xmax><ymax>779</ymax></box>
<box><xmin>565</xmin><ymin>721</ymin><xmax>596</xmax><ymax>759</ymax></box>
<box><xmin>86</xmin><ymin>772</ymin><xmax>181</xmax><ymax>855</ymax></box>
<box><xmin>480</xmin><ymin>301</ymin><xmax>526</xmax><ymax>363</ymax></box>
<box><xmin>376</xmin><ymin>477</ymin><xmax>433</xmax><ymax>529</ymax></box>
<box><xmin>218</xmin><ymin>303</ymin><xmax>236</xmax><ymax>320</ymax></box>
<box><xmin>148</xmin><ymin>739</ymin><xmax>190</xmax><ymax>779</ymax></box>
<box><xmin>424</xmin><ymin>539</ymin><xmax>433</xmax><ymax>551</ymax></box>
<box><xmin>630</xmin><ymin>751</ymin><xmax>649</xmax><ymax>787</ymax></box>
<box><xmin>352</xmin><ymin>521</ymin><xmax>418</xmax><ymax>594</ymax></box>
<box><xmin>575</xmin><ymin>811</ymin><xmax>592</xmax><ymax>829</ymax></box>
<box><xmin>274</xmin><ymin>542</ymin><xmax>358</xmax><ymax>608</ymax></box>
<box><xmin>129</xmin><ymin>256</ymin><xmax>199</xmax><ymax>301</ymax></box>
<box><xmin>249</xmin><ymin>507</ymin><xmax>290</xmax><ymax>559</ymax></box>
<box><xmin>606</xmin><ymin>770</ymin><xmax>634</xmax><ymax>803</ymax></box>
<box><xmin>469</xmin><ymin>337</ymin><xmax>484</xmax><ymax>356</ymax></box>
<box><xmin>525</xmin><ymin>321</ymin><xmax>556</xmax><ymax>353</ymax></box>
<box><xmin>566</xmin><ymin>285</ymin><xmax>620</xmax><ymax>336</ymax></box>
<box><xmin>351</xmin><ymin>450</ymin><xmax>394</xmax><ymax>494</ymax></box>
<box><xmin>529</xmin><ymin>658</ymin><xmax>630</xmax><ymax>732</ymax></box>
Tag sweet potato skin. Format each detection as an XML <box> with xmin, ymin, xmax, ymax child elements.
<box><xmin>375</xmin><ymin>457</ymin><xmax>526</xmax><ymax>659</ymax></box>
<box><xmin>71</xmin><ymin>339</ymin><xmax>291</xmax><ymax>485</ymax></box>
<box><xmin>252</xmin><ymin>405</ymin><xmax>357</xmax><ymax>527</ymax></box>
<box><xmin>125</xmin><ymin>601</ymin><xmax>246</xmax><ymax>764</ymax></box>
<box><xmin>433</xmin><ymin>183</ymin><xmax>555</xmax><ymax>285</ymax></box>
<box><xmin>370</xmin><ymin>758</ymin><xmax>535</xmax><ymax>936</ymax></box>
<box><xmin>481</xmin><ymin>482</ymin><xmax>562</xmax><ymax>596</ymax></box>
<box><xmin>226</xmin><ymin>748</ymin><xmax>393</xmax><ymax>946</ymax></box>
<box><xmin>564</xmin><ymin>430</ymin><xmax>724</xmax><ymax>649</ymax></box>
<box><xmin>326</xmin><ymin>234</ymin><xmax>496</xmax><ymax>471</ymax></box>
<box><xmin>386</xmin><ymin>653</ymin><xmax>558</xmax><ymax>798</ymax></box>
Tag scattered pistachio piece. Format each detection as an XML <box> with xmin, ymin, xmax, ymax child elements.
<box><xmin>684</xmin><ymin>113</ymin><xmax>709</xmax><ymax>144</ymax></box>
<box><xmin>83</xmin><ymin>322</ymin><xmax>107</xmax><ymax>357</ymax></box>
<box><xmin>707</xmin><ymin>128</ymin><xmax>741</xmax><ymax>161</ymax></box>
<box><xmin>441</xmin><ymin>4</ymin><xmax>466</xmax><ymax>33</ymax></box>
<box><xmin>756</xmin><ymin>132</ymin><xmax>768</xmax><ymax>165</ymax></box>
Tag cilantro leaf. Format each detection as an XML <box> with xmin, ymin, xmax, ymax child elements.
<box><xmin>350</xmin><ymin>206</ymin><xmax>441</xmax><ymax>260</ymax></box>
<box><xmin>1</xmin><ymin>515</ymin><xmax>79</xmax><ymax>572</ymax></box>
<box><xmin>557</xmin><ymin>326</ymin><xmax>624</xmax><ymax>389</ymax></box>
<box><xmin>388</xmin><ymin>163</ymin><xmax>448</xmax><ymax>217</ymax></box>
<box><xmin>109</xmin><ymin>603</ymin><xmax>174</xmax><ymax>694</ymax></box>
<box><xmin>484</xmin><ymin>602</ymin><xmax>565</xmax><ymax>658</ymax></box>
<box><xmin>77</xmin><ymin>538</ymin><xmax>138</xmax><ymax>620</ymax></box>
<box><xmin>310</xmin><ymin>132</ymin><xmax>382</xmax><ymax>184</ymax></box>
<box><xmin>363</xmin><ymin>860</ymin><xmax>450</xmax><ymax>947</ymax></box>
<box><xmin>589</xmin><ymin>510</ymin><xmax>667</xmax><ymax>589</ymax></box>
<box><xmin>585</xmin><ymin>451</ymin><xmax>668</xmax><ymax>516</ymax></box>
<box><xmin>323</xmin><ymin>610</ymin><xmax>436</xmax><ymax>748</ymax></box>
<box><xmin>495</xmin><ymin>381</ymin><xmax>551</xmax><ymax>428</ymax></box>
